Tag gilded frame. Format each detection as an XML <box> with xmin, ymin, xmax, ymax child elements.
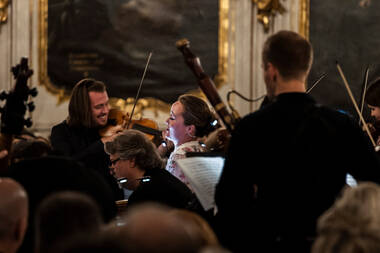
<box><xmin>39</xmin><ymin>0</ymin><xmax>230</xmax><ymax>114</ymax></box>
<box><xmin>298</xmin><ymin>0</ymin><xmax>309</xmax><ymax>39</ymax></box>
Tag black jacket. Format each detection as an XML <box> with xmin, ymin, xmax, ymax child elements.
<box><xmin>8</xmin><ymin>156</ymin><xmax>118</xmax><ymax>253</ymax></box>
<box><xmin>215</xmin><ymin>93</ymin><xmax>380</xmax><ymax>253</ymax></box>
<box><xmin>50</xmin><ymin>120</ymin><xmax>123</xmax><ymax>200</ymax></box>
<box><xmin>128</xmin><ymin>168</ymin><xmax>195</xmax><ymax>210</ymax></box>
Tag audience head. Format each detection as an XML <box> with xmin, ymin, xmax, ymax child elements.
<box><xmin>54</xmin><ymin>232</ymin><xmax>129</xmax><ymax>253</ymax></box>
<box><xmin>169</xmin><ymin>209</ymin><xmax>219</xmax><ymax>247</ymax></box>
<box><xmin>199</xmin><ymin>246</ymin><xmax>232</xmax><ymax>253</ymax></box>
<box><xmin>10</xmin><ymin>138</ymin><xmax>52</xmax><ymax>164</ymax></box>
<box><xmin>13</xmin><ymin>129</ymin><xmax>41</xmax><ymax>142</ymax></box>
<box><xmin>165</xmin><ymin>94</ymin><xmax>216</xmax><ymax>146</ymax></box>
<box><xmin>105</xmin><ymin>129</ymin><xmax>164</xmax><ymax>189</ymax></box>
<box><xmin>107</xmin><ymin>203</ymin><xmax>207</xmax><ymax>253</ymax></box>
<box><xmin>8</xmin><ymin>156</ymin><xmax>117</xmax><ymax>253</ymax></box>
<box><xmin>0</xmin><ymin>178</ymin><xmax>28</xmax><ymax>253</ymax></box>
<box><xmin>312</xmin><ymin>182</ymin><xmax>380</xmax><ymax>253</ymax></box>
<box><xmin>67</xmin><ymin>78</ymin><xmax>109</xmax><ymax>128</ymax></box>
<box><xmin>34</xmin><ymin>191</ymin><xmax>104</xmax><ymax>253</ymax></box>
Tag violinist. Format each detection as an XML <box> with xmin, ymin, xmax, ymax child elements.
<box><xmin>214</xmin><ymin>30</ymin><xmax>380</xmax><ymax>253</ymax></box>
<box><xmin>50</xmin><ymin>78</ymin><xmax>124</xmax><ymax>200</ymax></box>
<box><xmin>365</xmin><ymin>77</ymin><xmax>380</xmax><ymax>145</ymax></box>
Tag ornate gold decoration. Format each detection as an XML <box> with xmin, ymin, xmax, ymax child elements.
<box><xmin>299</xmin><ymin>0</ymin><xmax>309</xmax><ymax>39</ymax></box>
<box><xmin>253</xmin><ymin>0</ymin><xmax>286</xmax><ymax>32</ymax></box>
<box><xmin>0</xmin><ymin>0</ymin><xmax>10</xmax><ymax>29</ymax></box>
<box><xmin>216</xmin><ymin>0</ymin><xmax>229</xmax><ymax>86</ymax></box>
<box><xmin>109</xmin><ymin>97</ymin><xmax>170</xmax><ymax>119</ymax></box>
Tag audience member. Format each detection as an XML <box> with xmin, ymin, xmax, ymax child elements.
<box><xmin>7</xmin><ymin>156</ymin><xmax>117</xmax><ymax>253</ymax></box>
<box><xmin>312</xmin><ymin>182</ymin><xmax>380</xmax><ymax>253</ymax></box>
<box><xmin>0</xmin><ymin>178</ymin><xmax>28</xmax><ymax>253</ymax></box>
<box><xmin>10</xmin><ymin>138</ymin><xmax>52</xmax><ymax>164</ymax></box>
<box><xmin>104</xmin><ymin>129</ymin><xmax>195</xmax><ymax>209</ymax></box>
<box><xmin>169</xmin><ymin>208</ymin><xmax>219</xmax><ymax>247</ymax></box>
<box><xmin>199</xmin><ymin>245</ymin><xmax>232</xmax><ymax>253</ymax></box>
<box><xmin>50</xmin><ymin>78</ymin><xmax>123</xmax><ymax>200</ymax></box>
<box><xmin>215</xmin><ymin>30</ymin><xmax>380</xmax><ymax>253</ymax></box>
<box><xmin>13</xmin><ymin>129</ymin><xmax>50</xmax><ymax>145</ymax></box>
<box><xmin>53</xmin><ymin>232</ymin><xmax>129</xmax><ymax>253</ymax></box>
<box><xmin>34</xmin><ymin>191</ymin><xmax>104</xmax><ymax>253</ymax></box>
<box><xmin>162</xmin><ymin>94</ymin><xmax>216</xmax><ymax>189</ymax></box>
<box><xmin>106</xmin><ymin>203</ymin><xmax>207</xmax><ymax>253</ymax></box>
<box><xmin>0</xmin><ymin>150</ymin><xmax>8</xmax><ymax>160</ymax></box>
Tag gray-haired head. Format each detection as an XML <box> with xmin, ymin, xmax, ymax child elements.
<box><xmin>104</xmin><ymin>129</ymin><xmax>164</xmax><ymax>171</ymax></box>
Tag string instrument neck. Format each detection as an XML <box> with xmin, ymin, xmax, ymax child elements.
<box><xmin>176</xmin><ymin>38</ymin><xmax>238</xmax><ymax>133</ymax></box>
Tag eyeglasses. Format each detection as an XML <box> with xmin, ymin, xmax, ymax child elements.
<box><xmin>109</xmin><ymin>157</ymin><xmax>121</xmax><ymax>166</ymax></box>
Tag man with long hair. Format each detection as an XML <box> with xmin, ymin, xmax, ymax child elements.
<box><xmin>50</xmin><ymin>78</ymin><xmax>123</xmax><ymax>200</ymax></box>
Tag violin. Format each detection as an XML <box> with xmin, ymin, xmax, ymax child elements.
<box><xmin>99</xmin><ymin>108</ymin><xmax>163</xmax><ymax>146</ymax></box>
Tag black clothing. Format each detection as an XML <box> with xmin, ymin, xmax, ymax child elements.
<box><xmin>215</xmin><ymin>93</ymin><xmax>380</xmax><ymax>253</ymax></box>
<box><xmin>128</xmin><ymin>167</ymin><xmax>195</xmax><ymax>210</ymax></box>
<box><xmin>50</xmin><ymin>120</ymin><xmax>123</xmax><ymax>200</ymax></box>
<box><xmin>8</xmin><ymin>156</ymin><xmax>117</xmax><ymax>253</ymax></box>
<box><xmin>258</xmin><ymin>95</ymin><xmax>273</xmax><ymax>109</ymax></box>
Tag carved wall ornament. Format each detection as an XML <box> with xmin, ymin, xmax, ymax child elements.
<box><xmin>0</xmin><ymin>0</ymin><xmax>10</xmax><ymax>30</ymax></box>
<box><xmin>253</xmin><ymin>0</ymin><xmax>286</xmax><ymax>32</ymax></box>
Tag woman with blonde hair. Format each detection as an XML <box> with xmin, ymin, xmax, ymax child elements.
<box><xmin>312</xmin><ymin>182</ymin><xmax>380</xmax><ymax>253</ymax></box>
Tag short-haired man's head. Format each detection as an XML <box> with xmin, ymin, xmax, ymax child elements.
<box><xmin>35</xmin><ymin>191</ymin><xmax>103</xmax><ymax>253</ymax></box>
<box><xmin>366</xmin><ymin>77</ymin><xmax>380</xmax><ymax>107</ymax></box>
<box><xmin>0</xmin><ymin>178</ymin><xmax>28</xmax><ymax>241</ymax></box>
<box><xmin>10</xmin><ymin>139</ymin><xmax>52</xmax><ymax>164</ymax></box>
<box><xmin>178</xmin><ymin>94</ymin><xmax>216</xmax><ymax>137</ymax></box>
<box><xmin>68</xmin><ymin>78</ymin><xmax>107</xmax><ymax>128</ymax></box>
<box><xmin>114</xmin><ymin>203</ymin><xmax>204</xmax><ymax>253</ymax></box>
<box><xmin>262</xmin><ymin>30</ymin><xmax>313</xmax><ymax>81</ymax></box>
<box><xmin>104</xmin><ymin>129</ymin><xmax>164</xmax><ymax>170</ymax></box>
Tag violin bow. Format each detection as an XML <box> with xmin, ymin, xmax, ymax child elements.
<box><xmin>336</xmin><ymin>61</ymin><xmax>376</xmax><ymax>148</ymax></box>
<box><xmin>306</xmin><ymin>72</ymin><xmax>327</xmax><ymax>94</ymax></box>
<box><xmin>358</xmin><ymin>66</ymin><xmax>370</xmax><ymax>125</ymax></box>
<box><xmin>126</xmin><ymin>52</ymin><xmax>153</xmax><ymax>129</ymax></box>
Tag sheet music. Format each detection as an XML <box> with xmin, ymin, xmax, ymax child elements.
<box><xmin>177</xmin><ymin>156</ymin><xmax>224</xmax><ymax>211</ymax></box>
